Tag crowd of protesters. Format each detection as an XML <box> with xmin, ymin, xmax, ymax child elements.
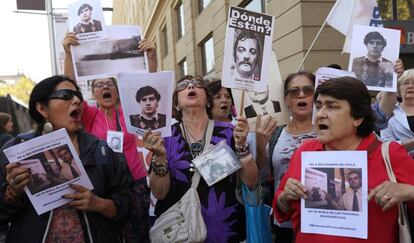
<box><xmin>0</xmin><ymin>26</ymin><xmax>414</xmax><ymax>243</ymax></box>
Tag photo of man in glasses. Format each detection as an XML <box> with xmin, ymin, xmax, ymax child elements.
<box><xmin>244</xmin><ymin>86</ymin><xmax>281</xmax><ymax>119</ymax></box>
<box><xmin>351</xmin><ymin>31</ymin><xmax>393</xmax><ymax>88</ymax></box>
<box><xmin>130</xmin><ymin>86</ymin><xmax>166</xmax><ymax>130</ymax></box>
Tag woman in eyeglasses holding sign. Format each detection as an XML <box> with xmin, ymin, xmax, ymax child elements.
<box><xmin>0</xmin><ymin>75</ymin><xmax>132</xmax><ymax>243</ymax></box>
<box><xmin>63</xmin><ymin>32</ymin><xmax>156</xmax><ymax>243</ymax></box>
<box><xmin>253</xmin><ymin>71</ymin><xmax>316</xmax><ymax>243</ymax></box>
<box><xmin>144</xmin><ymin>75</ymin><xmax>258</xmax><ymax>242</ymax></box>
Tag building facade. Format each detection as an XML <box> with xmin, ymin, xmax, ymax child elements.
<box><xmin>112</xmin><ymin>0</ymin><xmax>414</xmax><ymax>80</ymax></box>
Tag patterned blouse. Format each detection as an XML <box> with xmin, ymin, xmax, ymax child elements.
<box><xmin>155</xmin><ymin>121</ymin><xmax>246</xmax><ymax>242</ymax></box>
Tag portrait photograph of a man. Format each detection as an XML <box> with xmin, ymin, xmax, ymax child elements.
<box><xmin>118</xmin><ymin>71</ymin><xmax>173</xmax><ymax>137</ymax></box>
<box><xmin>348</xmin><ymin>25</ymin><xmax>401</xmax><ymax>92</ymax></box>
<box><xmin>130</xmin><ymin>86</ymin><xmax>166</xmax><ymax>130</ymax></box>
<box><xmin>232</xmin><ymin>29</ymin><xmax>264</xmax><ymax>81</ymax></box>
<box><xmin>68</xmin><ymin>0</ymin><xmax>107</xmax><ymax>42</ymax></box>
<box><xmin>73</xmin><ymin>3</ymin><xmax>102</xmax><ymax>34</ymax></box>
<box><xmin>222</xmin><ymin>6</ymin><xmax>274</xmax><ymax>92</ymax></box>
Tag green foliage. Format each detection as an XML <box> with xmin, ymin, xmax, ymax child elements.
<box><xmin>0</xmin><ymin>76</ymin><xmax>35</xmax><ymax>105</ymax></box>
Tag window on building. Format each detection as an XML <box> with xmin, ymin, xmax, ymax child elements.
<box><xmin>176</xmin><ymin>1</ymin><xmax>185</xmax><ymax>39</ymax></box>
<box><xmin>198</xmin><ymin>0</ymin><xmax>212</xmax><ymax>13</ymax></box>
<box><xmin>178</xmin><ymin>58</ymin><xmax>188</xmax><ymax>77</ymax></box>
<box><xmin>378</xmin><ymin>0</ymin><xmax>414</xmax><ymax>20</ymax></box>
<box><xmin>161</xmin><ymin>26</ymin><xmax>168</xmax><ymax>58</ymax></box>
<box><xmin>200</xmin><ymin>35</ymin><xmax>215</xmax><ymax>75</ymax></box>
<box><xmin>240</xmin><ymin>0</ymin><xmax>264</xmax><ymax>13</ymax></box>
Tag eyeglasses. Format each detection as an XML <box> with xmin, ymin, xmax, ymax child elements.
<box><xmin>176</xmin><ymin>78</ymin><xmax>205</xmax><ymax>91</ymax></box>
<box><xmin>48</xmin><ymin>89</ymin><xmax>83</xmax><ymax>102</ymax></box>
<box><xmin>93</xmin><ymin>82</ymin><xmax>116</xmax><ymax>89</ymax></box>
<box><xmin>286</xmin><ymin>86</ymin><xmax>314</xmax><ymax>98</ymax></box>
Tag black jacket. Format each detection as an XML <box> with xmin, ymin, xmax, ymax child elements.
<box><xmin>0</xmin><ymin>130</ymin><xmax>133</xmax><ymax>243</ymax></box>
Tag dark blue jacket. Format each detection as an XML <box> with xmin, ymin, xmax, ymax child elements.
<box><xmin>0</xmin><ymin>130</ymin><xmax>133</xmax><ymax>243</ymax></box>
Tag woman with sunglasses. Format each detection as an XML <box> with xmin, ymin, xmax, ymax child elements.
<box><xmin>63</xmin><ymin>32</ymin><xmax>156</xmax><ymax>242</ymax></box>
<box><xmin>254</xmin><ymin>71</ymin><xmax>316</xmax><ymax>243</ymax></box>
<box><xmin>144</xmin><ymin>75</ymin><xmax>258</xmax><ymax>242</ymax></box>
<box><xmin>0</xmin><ymin>75</ymin><xmax>132</xmax><ymax>243</ymax></box>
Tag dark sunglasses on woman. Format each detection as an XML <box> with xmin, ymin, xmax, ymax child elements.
<box><xmin>286</xmin><ymin>86</ymin><xmax>314</xmax><ymax>98</ymax></box>
<box><xmin>176</xmin><ymin>78</ymin><xmax>205</xmax><ymax>91</ymax></box>
<box><xmin>48</xmin><ymin>89</ymin><xmax>83</xmax><ymax>102</ymax></box>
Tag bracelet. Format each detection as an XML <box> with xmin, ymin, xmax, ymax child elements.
<box><xmin>151</xmin><ymin>155</ymin><xmax>169</xmax><ymax>177</ymax></box>
<box><xmin>239</xmin><ymin>153</ymin><xmax>253</xmax><ymax>165</ymax></box>
<box><xmin>235</xmin><ymin>144</ymin><xmax>250</xmax><ymax>159</ymax></box>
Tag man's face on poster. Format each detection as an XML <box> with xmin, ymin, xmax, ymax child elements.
<box><xmin>79</xmin><ymin>7</ymin><xmax>92</xmax><ymax>22</ymax></box>
<box><xmin>248</xmin><ymin>87</ymin><xmax>269</xmax><ymax>104</ymax></box>
<box><xmin>347</xmin><ymin>172</ymin><xmax>361</xmax><ymax>191</ymax></box>
<box><xmin>139</xmin><ymin>94</ymin><xmax>158</xmax><ymax>116</ymax></box>
<box><xmin>235</xmin><ymin>38</ymin><xmax>258</xmax><ymax>78</ymax></box>
<box><xmin>58</xmin><ymin>148</ymin><xmax>73</xmax><ymax>163</ymax></box>
<box><xmin>366</xmin><ymin>39</ymin><xmax>385</xmax><ymax>59</ymax></box>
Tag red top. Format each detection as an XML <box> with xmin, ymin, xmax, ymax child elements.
<box><xmin>273</xmin><ymin>133</ymin><xmax>414</xmax><ymax>243</ymax></box>
<box><xmin>82</xmin><ymin>101</ymin><xmax>147</xmax><ymax>180</ymax></box>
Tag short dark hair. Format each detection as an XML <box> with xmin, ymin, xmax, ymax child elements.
<box><xmin>314</xmin><ymin>77</ymin><xmax>375</xmax><ymax>137</ymax></box>
<box><xmin>205</xmin><ymin>79</ymin><xmax>235</xmax><ymax>120</ymax></box>
<box><xmin>284</xmin><ymin>71</ymin><xmax>315</xmax><ymax>96</ymax></box>
<box><xmin>327</xmin><ymin>64</ymin><xmax>342</xmax><ymax>70</ymax></box>
<box><xmin>172</xmin><ymin>75</ymin><xmax>213</xmax><ymax>122</ymax></box>
<box><xmin>0</xmin><ymin>112</ymin><xmax>11</xmax><ymax>133</ymax></box>
<box><xmin>78</xmin><ymin>3</ymin><xmax>93</xmax><ymax>15</ymax></box>
<box><xmin>233</xmin><ymin>30</ymin><xmax>263</xmax><ymax>65</ymax></box>
<box><xmin>135</xmin><ymin>86</ymin><xmax>161</xmax><ymax>103</ymax></box>
<box><xmin>364</xmin><ymin>31</ymin><xmax>387</xmax><ymax>47</ymax></box>
<box><xmin>29</xmin><ymin>75</ymin><xmax>80</xmax><ymax>134</ymax></box>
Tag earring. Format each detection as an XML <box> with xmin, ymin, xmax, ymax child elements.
<box><xmin>176</xmin><ymin>106</ymin><xmax>181</xmax><ymax>111</ymax></box>
<box><xmin>206</xmin><ymin>103</ymin><xmax>211</xmax><ymax>108</ymax></box>
<box><xmin>43</xmin><ymin>119</ymin><xmax>53</xmax><ymax>134</ymax></box>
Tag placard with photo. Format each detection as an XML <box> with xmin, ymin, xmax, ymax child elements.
<box><xmin>68</xmin><ymin>0</ymin><xmax>107</xmax><ymax>42</ymax></box>
<box><xmin>3</xmin><ymin>129</ymin><xmax>93</xmax><ymax>215</ymax></box>
<box><xmin>117</xmin><ymin>71</ymin><xmax>173</xmax><ymax>137</ymax></box>
<box><xmin>222</xmin><ymin>6</ymin><xmax>274</xmax><ymax>92</ymax></box>
<box><xmin>348</xmin><ymin>25</ymin><xmax>401</xmax><ymax>92</ymax></box>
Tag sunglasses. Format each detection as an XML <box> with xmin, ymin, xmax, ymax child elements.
<box><xmin>286</xmin><ymin>86</ymin><xmax>314</xmax><ymax>98</ymax></box>
<box><xmin>176</xmin><ymin>78</ymin><xmax>204</xmax><ymax>91</ymax></box>
<box><xmin>93</xmin><ymin>82</ymin><xmax>116</xmax><ymax>89</ymax></box>
<box><xmin>48</xmin><ymin>89</ymin><xmax>83</xmax><ymax>102</ymax></box>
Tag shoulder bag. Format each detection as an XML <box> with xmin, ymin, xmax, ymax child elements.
<box><xmin>150</xmin><ymin>120</ymin><xmax>214</xmax><ymax>243</ymax></box>
<box><xmin>381</xmin><ymin>142</ymin><xmax>412</xmax><ymax>243</ymax></box>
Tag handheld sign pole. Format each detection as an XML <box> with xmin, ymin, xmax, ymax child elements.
<box><xmin>239</xmin><ymin>89</ymin><xmax>245</xmax><ymax>117</ymax></box>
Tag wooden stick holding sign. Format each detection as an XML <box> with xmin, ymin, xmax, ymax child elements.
<box><xmin>239</xmin><ymin>90</ymin><xmax>245</xmax><ymax>117</ymax></box>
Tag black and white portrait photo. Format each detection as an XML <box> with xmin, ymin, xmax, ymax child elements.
<box><xmin>68</xmin><ymin>0</ymin><xmax>107</xmax><ymax>42</ymax></box>
<box><xmin>129</xmin><ymin>85</ymin><xmax>167</xmax><ymax>130</ymax></box>
<box><xmin>222</xmin><ymin>6</ymin><xmax>274</xmax><ymax>92</ymax></box>
<box><xmin>348</xmin><ymin>25</ymin><xmax>401</xmax><ymax>92</ymax></box>
<box><xmin>231</xmin><ymin>29</ymin><xmax>264</xmax><ymax>81</ymax></box>
<box><xmin>73</xmin><ymin>3</ymin><xmax>102</xmax><ymax>34</ymax></box>
<box><xmin>70</xmin><ymin>25</ymin><xmax>148</xmax><ymax>80</ymax></box>
<box><xmin>244</xmin><ymin>86</ymin><xmax>281</xmax><ymax>119</ymax></box>
<box><xmin>118</xmin><ymin>71</ymin><xmax>173</xmax><ymax>137</ymax></box>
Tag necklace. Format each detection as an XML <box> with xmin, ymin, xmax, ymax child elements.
<box><xmin>182</xmin><ymin>122</ymin><xmax>207</xmax><ymax>159</ymax></box>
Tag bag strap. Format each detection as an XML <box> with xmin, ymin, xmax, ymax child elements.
<box><xmin>190</xmin><ymin>120</ymin><xmax>214</xmax><ymax>189</ymax></box>
<box><xmin>381</xmin><ymin>142</ymin><xmax>409</xmax><ymax>226</ymax></box>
